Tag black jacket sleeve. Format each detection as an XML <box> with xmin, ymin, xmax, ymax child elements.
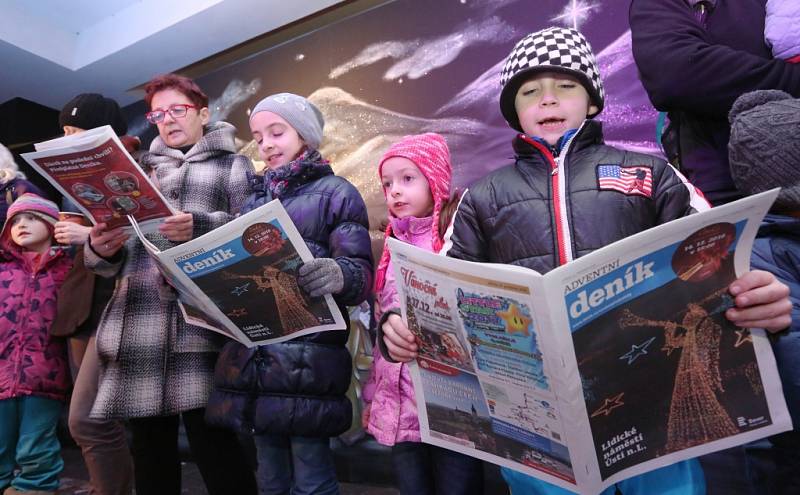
<box><xmin>652</xmin><ymin>161</ymin><xmax>708</xmax><ymax>224</ymax></box>
<box><xmin>629</xmin><ymin>0</ymin><xmax>800</xmax><ymax>118</ymax></box>
<box><xmin>443</xmin><ymin>188</ymin><xmax>489</xmax><ymax>262</ymax></box>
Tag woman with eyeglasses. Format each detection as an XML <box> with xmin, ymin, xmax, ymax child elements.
<box><xmin>84</xmin><ymin>74</ymin><xmax>257</xmax><ymax>495</ymax></box>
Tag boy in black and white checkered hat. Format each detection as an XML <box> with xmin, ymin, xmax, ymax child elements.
<box><xmin>499</xmin><ymin>26</ymin><xmax>604</xmax><ymax>135</ymax></box>
<box><xmin>431</xmin><ymin>26</ymin><xmax>793</xmax><ymax>494</ymax></box>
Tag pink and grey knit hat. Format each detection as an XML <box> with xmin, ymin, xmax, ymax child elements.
<box><xmin>375</xmin><ymin>133</ymin><xmax>452</xmax><ymax>293</ymax></box>
<box><xmin>2</xmin><ymin>193</ymin><xmax>59</xmax><ymax>238</ymax></box>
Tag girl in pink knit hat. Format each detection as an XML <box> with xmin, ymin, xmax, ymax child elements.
<box><xmin>0</xmin><ymin>194</ymin><xmax>72</xmax><ymax>494</ymax></box>
<box><xmin>362</xmin><ymin>133</ymin><xmax>485</xmax><ymax>494</ymax></box>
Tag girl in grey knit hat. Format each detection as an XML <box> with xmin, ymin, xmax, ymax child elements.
<box><xmin>207</xmin><ymin>92</ymin><xmax>373</xmax><ymax>495</ymax></box>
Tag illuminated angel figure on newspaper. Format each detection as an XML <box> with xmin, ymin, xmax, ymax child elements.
<box><xmin>222</xmin><ymin>263</ymin><xmax>319</xmax><ymax>333</ymax></box>
<box><xmin>619</xmin><ymin>289</ymin><xmax>739</xmax><ymax>451</ymax></box>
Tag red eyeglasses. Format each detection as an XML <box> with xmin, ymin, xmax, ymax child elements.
<box><xmin>145</xmin><ymin>104</ymin><xmax>198</xmax><ymax>124</ymax></box>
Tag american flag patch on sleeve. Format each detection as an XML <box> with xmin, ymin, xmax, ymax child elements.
<box><xmin>597</xmin><ymin>165</ymin><xmax>653</xmax><ymax>198</ymax></box>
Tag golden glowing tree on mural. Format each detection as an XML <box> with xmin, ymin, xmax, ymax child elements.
<box><xmin>619</xmin><ymin>290</ymin><xmax>739</xmax><ymax>451</ymax></box>
<box><xmin>223</xmin><ymin>261</ymin><xmax>319</xmax><ymax>333</ymax></box>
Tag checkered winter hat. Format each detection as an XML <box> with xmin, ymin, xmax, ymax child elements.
<box><xmin>500</xmin><ymin>26</ymin><xmax>605</xmax><ymax>131</ymax></box>
<box><xmin>2</xmin><ymin>193</ymin><xmax>59</xmax><ymax>239</ymax></box>
<box><xmin>728</xmin><ymin>90</ymin><xmax>800</xmax><ymax>211</ymax></box>
<box><xmin>375</xmin><ymin>133</ymin><xmax>452</xmax><ymax>293</ymax></box>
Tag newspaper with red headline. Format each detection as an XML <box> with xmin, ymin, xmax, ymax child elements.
<box><xmin>22</xmin><ymin>125</ymin><xmax>176</xmax><ymax>233</ymax></box>
<box><xmin>388</xmin><ymin>189</ymin><xmax>791</xmax><ymax>495</ymax></box>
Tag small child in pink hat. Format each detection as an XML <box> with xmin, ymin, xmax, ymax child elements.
<box><xmin>0</xmin><ymin>193</ymin><xmax>72</xmax><ymax>494</ymax></box>
<box><xmin>362</xmin><ymin>133</ymin><xmax>485</xmax><ymax>494</ymax></box>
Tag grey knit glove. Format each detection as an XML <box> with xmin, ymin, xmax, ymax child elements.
<box><xmin>298</xmin><ymin>258</ymin><xmax>344</xmax><ymax>297</ymax></box>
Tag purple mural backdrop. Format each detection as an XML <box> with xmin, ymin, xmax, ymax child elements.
<box><xmin>129</xmin><ymin>0</ymin><xmax>661</xmax><ymax>231</ymax></box>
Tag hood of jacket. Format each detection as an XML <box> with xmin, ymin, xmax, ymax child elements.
<box><xmin>140</xmin><ymin>121</ymin><xmax>238</xmax><ymax>170</ymax></box>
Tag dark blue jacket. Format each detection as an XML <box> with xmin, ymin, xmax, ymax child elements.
<box><xmin>206</xmin><ymin>166</ymin><xmax>373</xmax><ymax>437</ymax></box>
<box><xmin>751</xmin><ymin>214</ymin><xmax>800</xmax><ymax>426</ymax></box>
<box><xmin>630</xmin><ymin>0</ymin><xmax>800</xmax><ymax>205</ymax></box>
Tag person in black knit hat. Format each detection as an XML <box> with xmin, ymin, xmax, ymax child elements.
<box><xmin>59</xmin><ymin>93</ymin><xmax>128</xmax><ymax>136</ymax></box>
<box><xmin>52</xmin><ymin>92</ymin><xmax>136</xmax><ymax>495</ymax></box>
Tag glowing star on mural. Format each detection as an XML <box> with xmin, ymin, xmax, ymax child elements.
<box><xmin>590</xmin><ymin>392</ymin><xmax>625</xmax><ymax>418</ymax></box>
<box><xmin>231</xmin><ymin>283</ymin><xmax>250</xmax><ymax>296</ymax></box>
<box><xmin>497</xmin><ymin>303</ymin><xmax>532</xmax><ymax>336</ymax></box>
<box><xmin>551</xmin><ymin>0</ymin><xmax>600</xmax><ymax>30</ymax></box>
<box><xmin>734</xmin><ymin>328</ymin><xmax>753</xmax><ymax>348</ymax></box>
<box><xmin>619</xmin><ymin>336</ymin><xmax>656</xmax><ymax>365</ymax></box>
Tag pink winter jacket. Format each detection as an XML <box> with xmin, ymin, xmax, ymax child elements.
<box><xmin>0</xmin><ymin>241</ymin><xmax>72</xmax><ymax>402</ymax></box>
<box><xmin>363</xmin><ymin>215</ymin><xmax>437</xmax><ymax>446</ymax></box>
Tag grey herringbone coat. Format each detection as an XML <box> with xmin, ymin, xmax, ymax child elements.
<box><xmin>85</xmin><ymin>121</ymin><xmax>253</xmax><ymax>419</ymax></box>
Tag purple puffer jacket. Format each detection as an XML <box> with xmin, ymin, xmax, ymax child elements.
<box><xmin>766</xmin><ymin>0</ymin><xmax>800</xmax><ymax>60</ymax></box>
<box><xmin>363</xmin><ymin>215</ymin><xmax>437</xmax><ymax>446</ymax></box>
<box><xmin>0</xmin><ymin>240</ymin><xmax>72</xmax><ymax>402</ymax></box>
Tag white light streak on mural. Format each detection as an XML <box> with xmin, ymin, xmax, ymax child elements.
<box><xmin>209</xmin><ymin>78</ymin><xmax>262</xmax><ymax>121</ymax></box>
<box><xmin>329</xmin><ymin>41</ymin><xmax>417</xmax><ymax>79</ymax></box>
<box><xmin>329</xmin><ymin>17</ymin><xmax>516</xmax><ymax>81</ymax></box>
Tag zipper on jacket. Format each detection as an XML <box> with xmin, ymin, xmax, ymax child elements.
<box><xmin>552</xmin><ymin>127</ymin><xmax>583</xmax><ymax>266</ymax></box>
<box><xmin>519</xmin><ymin>131</ymin><xmax>580</xmax><ymax>267</ymax></box>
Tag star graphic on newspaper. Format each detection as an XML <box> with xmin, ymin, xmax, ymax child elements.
<box><xmin>619</xmin><ymin>336</ymin><xmax>656</xmax><ymax>365</ymax></box>
<box><xmin>590</xmin><ymin>392</ymin><xmax>625</xmax><ymax>418</ymax></box>
<box><xmin>227</xmin><ymin>308</ymin><xmax>248</xmax><ymax>318</ymax></box>
<box><xmin>497</xmin><ymin>303</ymin><xmax>532</xmax><ymax>336</ymax></box>
<box><xmin>231</xmin><ymin>283</ymin><xmax>250</xmax><ymax>296</ymax></box>
<box><xmin>283</xmin><ymin>257</ymin><xmax>303</xmax><ymax>271</ymax></box>
<box><xmin>734</xmin><ymin>328</ymin><xmax>753</xmax><ymax>348</ymax></box>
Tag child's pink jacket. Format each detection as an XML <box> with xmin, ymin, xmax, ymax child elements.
<box><xmin>0</xmin><ymin>240</ymin><xmax>72</xmax><ymax>402</ymax></box>
<box><xmin>363</xmin><ymin>215</ymin><xmax>437</xmax><ymax>446</ymax></box>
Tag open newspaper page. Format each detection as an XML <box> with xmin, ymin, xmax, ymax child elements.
<box><xmin>128</xmin><ymin>199</ymin><xmax>345</xmax><ymax>347</ymax></box>
<box><xmin>543</xmin><ymin>189</ymin><xmax>791</xmax><ymax>492</ymax></box>
<box><xmin>389</xmin><ymin>190</ymin><xmax>791</xmax><ymax>495</ymax></box>
<box><xmin>21</xmin><ymin>125</ymin><xmax>175</xmax><ymax>233</ymax></box>
<box><xmin>127</xmin><ymin>220</ymin><xmax>233</xmax><ymax>339</ymax></box>
<box><xmin>388</xmin><ymin>238</ymin><xmax>587</xmax><ymax>493</ymax></box>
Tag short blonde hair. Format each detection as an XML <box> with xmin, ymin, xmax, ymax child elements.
<box><xmin>0</xmin><ymin>142</ymin><xmax>25</xmax><ymax>183</ymax></box>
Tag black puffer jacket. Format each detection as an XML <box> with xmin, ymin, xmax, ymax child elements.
<box><xmin>446</xmin><ymin>121</ymin><xmax>707</xmax><ymax>273</ymax></box>
<box><xmin>206</xmin><ymin>160</ymin><xmax>373</xmax><ymax>437</ymax></box>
